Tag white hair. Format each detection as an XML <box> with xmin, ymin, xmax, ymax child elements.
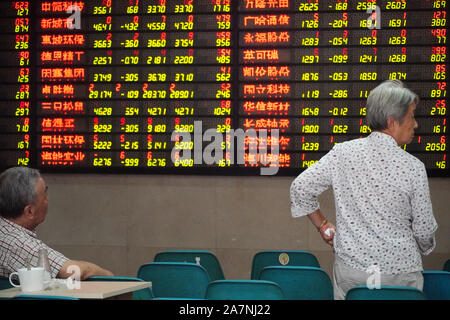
<box><xmin>366</xmin><ymin>80</ymin><xmax>419</xmax><ymax>130</ymax></box>
<box><xmin>0</xmin><ymin>167</ymin><xmax>41</xmax><ymax>219</ymax></box>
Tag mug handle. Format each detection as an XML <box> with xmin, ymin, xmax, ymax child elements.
<box><xmin>9</xmin><ymin>272</ymin><xmax>20</xmax><ymax>288</ymax></box>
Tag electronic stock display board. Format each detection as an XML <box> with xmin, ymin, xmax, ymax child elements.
<box><xmin>0</xmin><ymin>0</ymin><xmax>448</xmax><ymax>175</ymax></box>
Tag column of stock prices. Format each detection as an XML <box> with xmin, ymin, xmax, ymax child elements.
<box><xmin>0</xmin><ymin>0</ymin><xmax>448</xmax><ymax>176</ymax></box>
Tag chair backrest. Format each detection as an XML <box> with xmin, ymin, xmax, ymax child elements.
<box><xmin>423</xmin><ymin>271</ymin><xmax>450</xmax><ymax>300</ymax></box>
<box><xmin>443</xmin><ymin>260</ymin><xmax>450</xmax><ymax>272</ymax></box>
<box><xmin>0</xmin><ymin>276</ymin><xmax>13</xmax><ymax>290</ymax></box>
<box><xmin>205</xmin><ymin>280</ymin><xmax>284</xmax><ymax>300</ymax></box>
<box><xmin>137</xmin><ymin>262</ymin><xmax>211</xmax><ymax>299</ymax></box>
<box><xmin>13</xmin><ymin>295</ymin><xmax>79</xmax><ymax>300</ymax></box>
<box><xmin>346</xmin><ymin>286</ymin><xmax>425</xmax><ymax>300</ymax></box>
<box><xmin>251</xmin><ymin>250</ymin><xmax>320</xmax><ymax>279</ymax></box>
<box><xmin>259</xmin><ymin>266</ymin><xmax>333</xmax><ymax>300</ymax></box>
<box><xmin>154</xmin><ymin>250</ymin><xmax>225</xmax><ymax>281</ymax></box>
<box><xmin>85</xmin><ymin>276</ymin><xmax>154</xmax><ymax>300</ymax></box>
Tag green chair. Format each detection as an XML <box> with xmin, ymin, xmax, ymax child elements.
<box><xmin>205</xmin><ymin>280</ymin><xmax>284</xmax><ymax>300</ymax></box>
<box><xmin>443</xmin><ymin>260</ymin><xmax>450</xmax><ymax>272</ymax></box>
<box><xmin>346</xmin><ymin>286</ymin><xmax>425</xmax><ymax>300</ymax></box>
<box><xmin>154</xmin><ymin>250</ymin><xmax>225</xmax><ymax>281</ymax></box>
<box><xmin>137</xmin><ymin>262</ymin><xmax>211</xmax><ymax>299</ymax></box>
<box><xmin>251</xmin><ymin>250</ymin><xmax>320</xmax><ymax>280</ymax></box>
<box><xmin>86</xmin><ymin>276</ymin><xmax>154</xmax><ymax>300</ymax></box>
<box><xmin>13</xmin><ymin>295</ymin><xmax>79</xmax><ymax>300</ymax></box>
<box><xmin>259</xmin><ymin>266</ymin><xmax>333</xmax><ymax>300</ymax></box>
<box><xmin>0</xmin><ymin>276</ymin><xmax>13</xmax><ymax>290</ymax></box>
<box><xmin>423</xmin><ymin>271</ymin><xmax>450</xmax><ymax>300</ymax></box>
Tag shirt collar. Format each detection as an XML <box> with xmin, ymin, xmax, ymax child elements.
<box><xmin>368</xmin><ymin>131</ymin><xmax>399</xmax><ymax>148</ymax></box>
<box><xmin>0</xmin><ymin>217</ymin><xmax>37</xmax><ymax>238</ymax></box>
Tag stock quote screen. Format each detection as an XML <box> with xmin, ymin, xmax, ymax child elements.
<box><xmin>0</xmin><ymin>0</ymin><xmax>448</xmax><ymax>176</ymax></box>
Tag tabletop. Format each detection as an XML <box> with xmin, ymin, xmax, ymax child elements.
<box><xmin>0</xmin><ymin>281</ymin><xmax>151</xmax><ymax>299</ymax></box>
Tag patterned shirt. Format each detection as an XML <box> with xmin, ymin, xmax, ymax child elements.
<box><xmin>0</xmin><ymin>217</ymin><xmax>68</xmax><ymax>278</ymax></box>
<box><xmin>290</xmin><ymin>132</ymin><xmax>438</xmax><ymax>275</ymax></box>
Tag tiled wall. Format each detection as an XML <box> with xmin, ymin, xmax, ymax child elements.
<box><xmin>37</xmin><ymin>174</ymin><xmax>450</xmax><ymax>279</ymax></box>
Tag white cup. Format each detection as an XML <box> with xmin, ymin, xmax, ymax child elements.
<box><xmin>9</xmin><ymin>267</ymin><xmax>45</xmax><ymax>292</ymax></box>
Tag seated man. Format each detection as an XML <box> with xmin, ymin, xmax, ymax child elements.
<box><xmin>0</xmin><ymin>166</ymin><xmax>113</xmax><ymax>280</ymax></box>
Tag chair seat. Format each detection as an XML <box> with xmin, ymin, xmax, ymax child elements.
<box><xmin>251</xmin><ymin>250</ymin><xmax>320</xmax><ymax>280</ymax></box>
<box><xmin>154</xmin><ymin>250</ymin><xmax>225</xmax><ymax>281</ymax></box>
<box><xmin>443</xmin><ymin>260</ymin><xmax>450</xmax><ymax>272</ymax></box>
<box><xmin>259</xmin><ymin>266</ymin><xmax>333</xmax><ymax>300</ymax></box>
<box><xmin>423</xmin><ymin>271</ymin><xmax>450</xmax><ymax>300</ymax></box>
<box><xmin>137</xmin><ymin>262</ymin><xmax>211</xmax><ymax>299</ymax></box>
<box><xmin>346</xmin><ymin>286</ymin><xmax>425</xmax><ymax>300</ymax></box>
<box><xmin>0</xmin><ymin>276</ymin><xmax>13</xmax><ymax>290</ymax></box>
<box><xmin>206</xmin><ymin>280</ymin><xmax>284</xmax><ymax>300</ymax></box>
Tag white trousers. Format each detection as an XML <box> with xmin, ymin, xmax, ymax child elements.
<box><xmin>332</xmin><ymin>257</ymin><xmax>424</xmax><ymax>300</ymax></box>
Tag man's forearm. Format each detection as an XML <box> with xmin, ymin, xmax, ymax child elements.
<box><xmin>58</xmin><ymin>260</ymin><xmax>114</xmax><ymax>280</ymax></box>
<box><xmin>307</xmin><ymin>209</ymin><xmax>327</xmax><ymax>230</ymax></box>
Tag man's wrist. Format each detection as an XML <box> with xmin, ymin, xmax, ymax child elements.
<box><xmin>318</xmin><ymin>219</ymin><xmax>328</xmax><ymax>232</ymax></box>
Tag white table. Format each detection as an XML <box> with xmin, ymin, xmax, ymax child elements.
<box><xmin>0</xmin><ymin>281</ymin><xmax>151</xmax><ymax>300</ymax></box>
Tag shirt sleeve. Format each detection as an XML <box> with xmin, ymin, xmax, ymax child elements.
<box><xmin>290</xmin><ymin>146</ymin><xmax>335</xmax><ymax>218</ymax></box>
<box><xmin>410</xmin><ymin>162</ymin><xmax>438</xmax><ymax>255</ymax></box>
<box><xmin>7</xmin><ymin>238</ymin><xmax>68</xmax><ymax>278</ymax></box>
<box><xmin>42</xmin><ymin>243</ymin><xmax>69</xmax><ymax>278</ymax></box>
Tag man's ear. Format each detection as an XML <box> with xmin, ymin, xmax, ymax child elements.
<box><xmin>386</xmin><ymin>117</ymin><xmax>398</xmax><ymax>131</ymax></box>
<box><xmin>23</xmin><ymin>203</ymin><xmax>35</xmax><ymax>219</ymax></box>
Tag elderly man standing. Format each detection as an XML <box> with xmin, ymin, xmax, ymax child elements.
<box><xmin>290</xmin><ymin>80</ymin><xmax>438</xmax><ymax>299</ymax></box>
<box><xmin>0</xmin><ymin>166</ymin><xmax>113</xmax><ymax>280</ymax></box>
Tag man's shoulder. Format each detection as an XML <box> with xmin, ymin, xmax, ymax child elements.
<box><xmin>0</xmin><ymin>220</ymin><xmax>37</xmax><ymax>249</ymax></box>
<box><xmin>397</xmin><ymin>147</ymin><xmax>426</xmax><ymax>170</ymax></box>
<box><xmin>0</xmin><ymin>229</ymin><xmax>30</xmax><ymax>247</ymax></box>
<box><xmin>331</xmin><ymin>136</ymin><xmax>366</xmax><ymax>152</ymax></box>
<box><xmin>331</xmin><ymin>137</ymin><xmax>425</xmax><ymax>170</ymax></box>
